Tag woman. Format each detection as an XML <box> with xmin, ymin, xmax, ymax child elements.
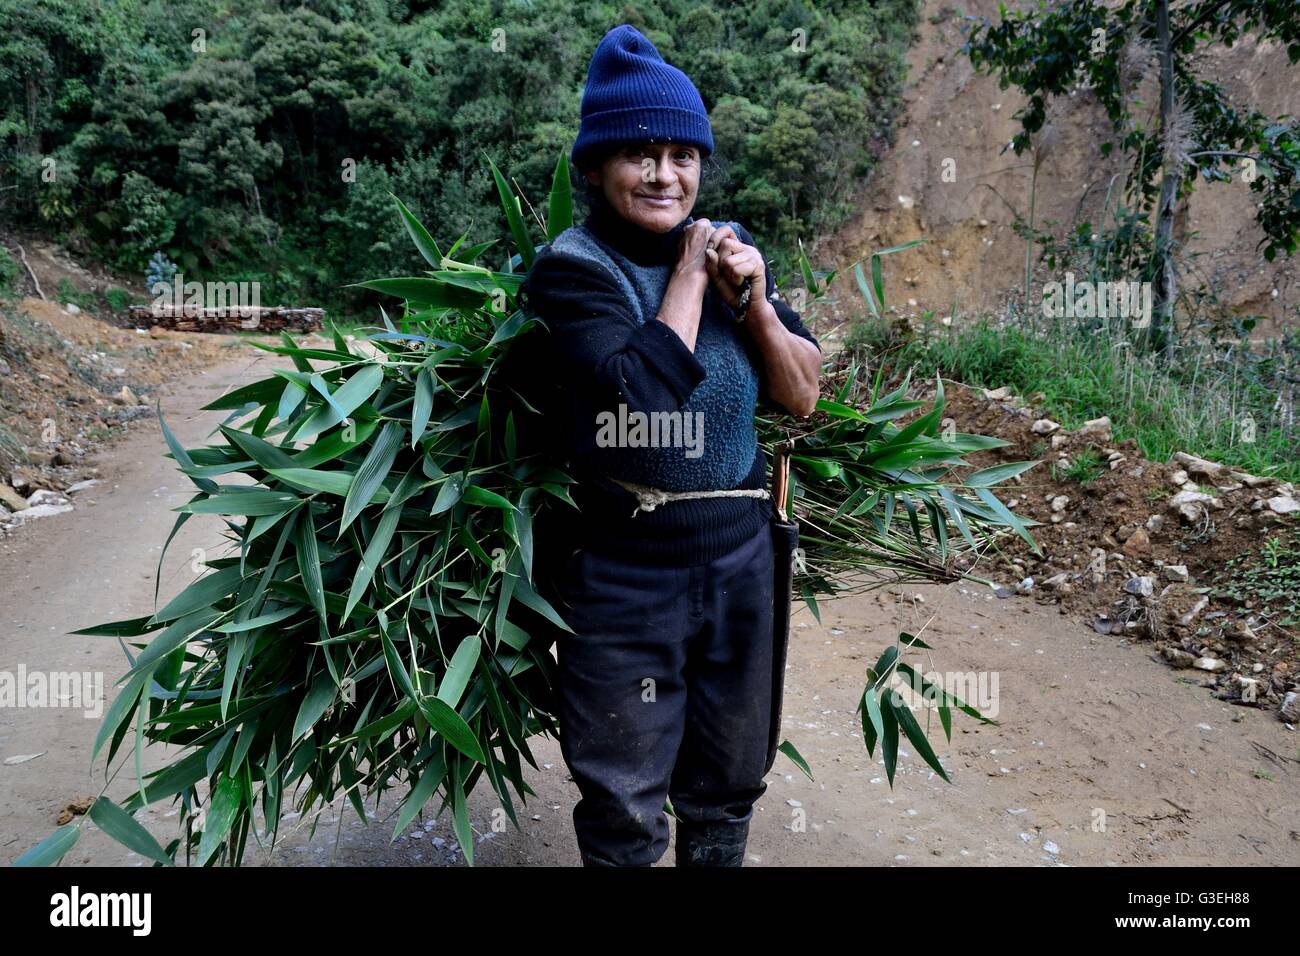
<box><xmin>518</xmin><ymin>24</ymin><xmax>822</xmax><ymax>867</ymax></box>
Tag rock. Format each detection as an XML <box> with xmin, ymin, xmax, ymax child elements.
<box><xmin>1050</xmin><ymin>433</ymin><xmax>1069</xmax><ymax>449</ymax></box>
<box><xmin>1122</xmin><ymin>528</ymin><xmax>1152</xmax><ymax>558</ymax></box>
<box><xmin>1176</xmin><ymin>502</ymin><xmax>1206</xmax><ymax>523</ymax></box>
<box><xmin>65</xmin><ymin>302</ymin><xmax>81</xmax><ymax>314</ymax></box>
<box><xmin>1145</xmin><ymin>514</ymin><xmax>1166</xmax><ymax>534</ymax></box>
<box><xmin>1076</xmin><ymin>416</ymin><xmax>1112</xmax><ymax>442</ymax></box>
<box><xmin>64</xmin><ymin>479</ymin><xmax>102</xmax><ymax>495</ymax></box>
<box><xmin>114</xmin><ymin>385</ymin><xmax>139</xmax><ymax>405</ymax></box>
<box><xmin>1173</xmin><ymin>452</ymin><xmax>1224</xmax><ymax>480</ymax></box>
<box><xmin>983</xmin><ymin>386</ymin><xmax>1011</xmax><ymax>401</ymax></box>
<box><xmin>1162</xmin><ymin>647</ymin><xmax>1197</xmax><ymax>668</ymax></box>
<box><xmin>9</xmin><ymin>502</ymin><xmax>74</xmax><ymax>523</ymax></box>
<box><xmin>1031</xmin><ymin>418</ymin><xmax>1060</xmax><ymax>435</ymax></box>
<box><xmin>1232</xmin><ymin>472</ymin><xmax>1272</xmax><ymax>489</ymax></box>
<box><xmin>1234</xmin><ymin>675</ymin><xmax>1261</xmax><ymax>702</ymax></box>
<box><xmin>1050</xmin><ymin>495</ymin><xmax>1070</xmax><ymax>513</ymax></box>
<box><xmin>1161</xmin><ymin>564</ymin><xmax>1189</xmax><ymax>583</ymax></box>
<box><xmin>1224</xmin><ymin>621</ymin><xmax>1258</xmax><ymax>644</ymax></box>
<box><xmin>1193</xmin><ymin>656</ymin><xmax>1226</xmax><ymax>673</ymax></box>
<box><xmin>1168</xmin><ymin>469</ymin><xmax>1189</xmax><ymax>487</ymax></box>
<box><xmin>1281</xmin><ymin>692</ymin><xmax>1300</xmax><ymax>723</ymax></box>
<box><xmin>994</xmin><ymin>586</ymin><xmax>1014</xmax><ymax>599</ymax></box>
<box><xmin>0</xmin><ymin>483</ymin><xmax>27</xmax><ymax>513</ymax></box>
<box><xmin>26</xmin><ymin>489</ymin><xmax>69</xmax><ymax>508</ymax></box>
<box><xmin>1123</xmin><ymin>575</ymin><xmax>1155</xmax><ymax>598</ymax></box>
<box><xmin>1043</xmin><ymin>572</ymin><xmax>1071</xmax><ymax>589</ymax></box>
<box><xmin>1266</xmin><ymin>496</ymin><xmax>1299</xmax><ymax>515</ymax></box>
<box><xmin>1115</xmin><ymin>523</ymin><xmax>1137</xmax><ymax>542</ymax></box>
<box><xmin>1016</xmin><ymin>577</ymin><xmax>1035</xmax><ymax>594</ymax></box>
<box><xmin>1178</xmin><ymin>596</ymin><xmax>1209</xmax><ymax>627</ymax></box>
<box><xmin>1170</xmin><ymin>488</ymin><xmax>1214</xmax><ymax>508</ymax></box>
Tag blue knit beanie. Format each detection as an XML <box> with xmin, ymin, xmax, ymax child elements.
<box><xmin>570</xmin><ymin>24</ymin><xmax>714</xmax><ymax>171</ymax></box>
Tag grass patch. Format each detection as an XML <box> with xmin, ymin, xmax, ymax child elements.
<box><xmin>1052</xmin><ymin>448</ymin><xmax>1106</xmax><ymax>485</ymax></box>
<box><xmin>851</xmin><ymin>316</ymin><xmax>1300</xmax><ymax>482</ymax></box>
<box><xmin>56</xmin><ymin>278</ymin><xmax>98</xmax><ymax>313</ymax></box>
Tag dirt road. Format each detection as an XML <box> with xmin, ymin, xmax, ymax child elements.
<box><xmin>2</xmin><ymin>351</ymin><xmax>1297</xmax><ymax>867</ymax></box>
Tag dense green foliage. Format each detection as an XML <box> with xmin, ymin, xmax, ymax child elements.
<box><xmin>1</xmin><ymin>0</ymin><xmax>918</xmax><ymax>313</ymax></box>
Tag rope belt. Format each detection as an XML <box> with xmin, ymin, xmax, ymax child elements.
<box><xmin>609</xmin><ymin>477</ymin><xmax>771</xmax><ymax>517</ymax></box>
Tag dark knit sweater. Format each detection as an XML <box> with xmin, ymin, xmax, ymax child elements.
<box><xmin>515</xmin><ymin>196</ymin><xmax>821</xmax><ymax>567</ymax></box>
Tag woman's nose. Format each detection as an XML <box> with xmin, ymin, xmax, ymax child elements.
<box><xmin>653</xmin><ymin>155</ymin><xmax>677</xmax><ymax>186</ymax></box>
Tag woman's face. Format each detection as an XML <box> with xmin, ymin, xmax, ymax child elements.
<box><xmin>585</xmin><ymin>142</ymin><xmax>701</xmax><ymax>233</ymax></box>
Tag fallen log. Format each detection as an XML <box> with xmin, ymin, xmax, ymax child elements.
<box><xmin>128</xmin><ymin>304</ymin><xmax>324</xmax><ymax>333</ymax></box>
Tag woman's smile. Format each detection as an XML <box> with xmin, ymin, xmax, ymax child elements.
<box><xmin>635</xmin><ymin>193</ymin><xmax>679</xmax><ymax>208</ymax></box>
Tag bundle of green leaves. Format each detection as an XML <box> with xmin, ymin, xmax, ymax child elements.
<box><xmin>16</xmin><ymin>154</ymin><xmax>1036</xmax><ymax>867</ymax></box>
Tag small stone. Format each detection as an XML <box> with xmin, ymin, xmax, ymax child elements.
<box><xmin>1076</xmin><ymin>416</ymin><xmax>1112</xmax><ymax>442</ymax></box>
<box><xmin>1281</xmin><ymin>692</ymin><xmax>1299</xmax><ymax>723</ymax></box>
<box><xmin>1178</xmin><ymin>596</ymin><xmax>1209</xmax><ymax>627</ymax></box>
<box><xmin>1161</xmin><ymin>564</ymin><xmax>1189</xmax><ymax>583</ymax></box>
<box><xmin>1193</xmin><ymin>656</ymin><xmax>1226</xmax><ymax>673</ymax></box>
<box><xmin>1016</xmin><ymin>577</ymin><xmax>1034</xmax><ymax>594</ymax></box>
<box><xmin>1162</xmin><ymin>647</ymin><xmax>1196</xmax><ymax>668</ymax></box>
<box><xmin>1266</xmin><ymin>496</ymin><xmax>1299</xmax><ymax>515</ymax></box>
<box><xmin>983</xmin><ymin>386</ymin><xmax>1011</xmax><ymax>401</ymax></box>
<box><xmin>1168</xmin><ymin>469</ymin><xmax>1189</xmax><ymax>487</ymax></box>
<box><xmin>1224</xmin><ymin>621</ymin><xmax>1257</xmax><ymax>644</ymax></box>
<box><xmin>0</xmin><ymin>483</ymin><xmax>27</xmax><ymax>513</ymax></box>
<box><xmin>1145</xmin><ymin>514</ymin><xmax>1166</xmax><ymax>534</ymax></box>
<box><xmin>1050</xmin><ymin>495</ymin><xmax>1070</xmax><ymax>513</ymax></box>
<box><xmin>1173</xmin><ymin>452</ymin><xmax>1224</xmax><ymax>480</ymax></box>
<box><xmin>1122</xmin><ymin>527</ymin><xmax>1151</xmax><ymax>557</ymax></box>
<box><xmin>1031</xmin><ymin>419</ymin><xmax>1060</xmax><ymax>435</ymax></box>
<box><xmin>114</xmin><ymin>385</ymin><xmax>139</xmax><ymax>405</ymax></box>
<box><xmin>1122</xmin><ymin>575</ymin><xmax>1155</xmax><ymax>598</ymax></box>
<box><xmin>1170</xmin><ymin>488</ymin><xmax>1215</xmax><ymax>508</ymax></box>
<box><xmin>26</xmin><ymin>489</ymin><xmax>68</xmax><ymax>508</ymax></box>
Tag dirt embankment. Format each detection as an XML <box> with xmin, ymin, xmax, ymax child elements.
<box><xmin>0</xmin><ymin>295</ymin><xmax>242</xmax><ymax>529</ymax></box>
<box><xmin>820</xmin><ymin>0</ymin><xmax>1299</xmax><ymax>336</ymax></box>
<box><xmin>936</xmin><ymin>383</ymin><xmax>1299</xmax><ymax>728</ymax></box>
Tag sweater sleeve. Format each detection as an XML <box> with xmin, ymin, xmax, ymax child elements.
<box><xmin>521</xmin><ymin>249</ymin><xmax>707</xmax><ymax>415</ymax></box>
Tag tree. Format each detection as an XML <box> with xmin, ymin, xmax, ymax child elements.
<box><xmin>966</xmin><ymin>0</ymin><xmax>1300</xmax><ymax>354</ymax></box>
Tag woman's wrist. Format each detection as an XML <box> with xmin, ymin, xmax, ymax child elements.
<box><xmin>670</xmin><ymin>266</ymin><xmax>709</xmax><ymax>291</ymax></box>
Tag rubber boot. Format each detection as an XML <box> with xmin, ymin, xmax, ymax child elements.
<box><xmin>674</xmin><ymin>819</ymin><xmax>749</xmax><ymax>867</ymax></box>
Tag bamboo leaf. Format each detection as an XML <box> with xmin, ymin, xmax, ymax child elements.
<box><xmin>88</xmin><ymin>797</ymin><xmax>172</xmax><ymax>866</ymax></box>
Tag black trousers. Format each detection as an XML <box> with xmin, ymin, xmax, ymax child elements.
<box><xmin>543</xmin><ymin>522</ymin><xmax>776</xmax><ymax>866</ymax></box>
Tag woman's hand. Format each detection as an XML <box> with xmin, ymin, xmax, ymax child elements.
<box><xmin>672</xmin><ymin>219</ymin><xmax>716</xmax><ymax>281</ymax></box>
<box><xmin>704</xmin><ymin>227</ymin><xmax>766</xmax><ymax>310</ymax></box>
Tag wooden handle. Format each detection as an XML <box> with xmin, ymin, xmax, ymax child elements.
<box><xmin>772</xmin><ymin>439</ymin><xmax>793</xmax><ymax>522</ymax></box>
